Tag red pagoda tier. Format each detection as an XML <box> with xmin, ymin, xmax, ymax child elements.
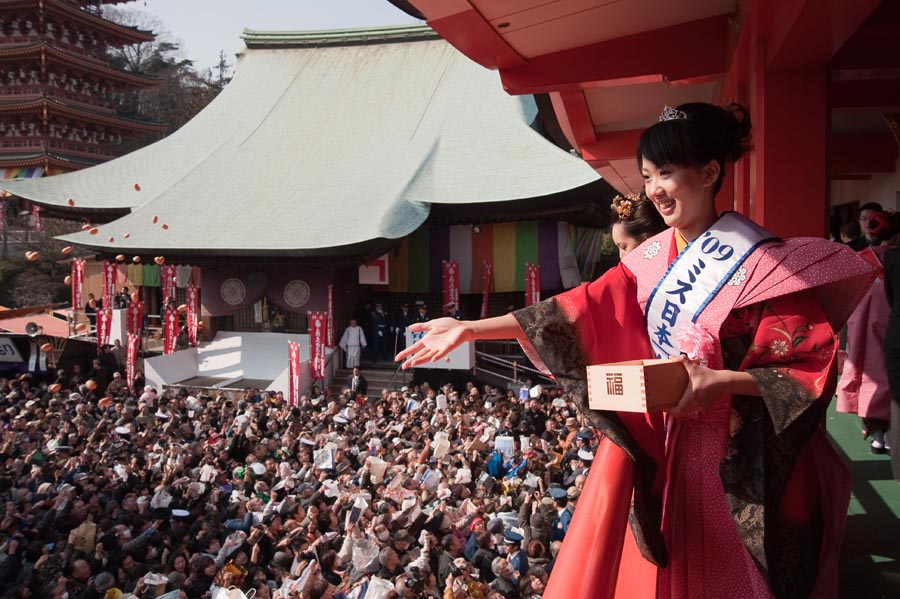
<box><xmin>0</xmin><ymin>0</ymin><xmax>165</xmax><ymax>174</ymax></box>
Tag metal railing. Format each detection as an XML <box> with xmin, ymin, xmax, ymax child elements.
<box><xmin>474</xmin><ymin>349</ymin><xmax>557</xmax><ymax>387</ymax></box>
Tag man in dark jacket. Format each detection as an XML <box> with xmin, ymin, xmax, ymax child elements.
<box><xmin>347</xmin><ymin>367</ymin><xmax>367</xmax><ymax>397</ymax></box>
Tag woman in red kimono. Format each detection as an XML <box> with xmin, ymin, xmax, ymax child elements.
<box><xmin>396</xmin><ymin>103</ymin><xmax>876</xmax><ymax>599</ymax></box>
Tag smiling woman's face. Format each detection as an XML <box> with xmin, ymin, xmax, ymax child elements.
<box><xmin>641</xmin><ymin>156</ymin><xmax>717</xmax><ymax>239</ymax></box>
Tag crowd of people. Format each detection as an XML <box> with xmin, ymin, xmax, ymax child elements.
<box><xmin>0</xmin><ymin>358</ymin><xmax>596</xmax><ymax>599</ymax></box>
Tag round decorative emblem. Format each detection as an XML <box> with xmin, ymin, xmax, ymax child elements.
<box><xmin>284</xmin><ymin>279</ymin><xmax>311</xmax><ymax>308</ymax></box>
<box><xmin>220</xmin><ymin>278</ymin><xmax>246</xmax><ymax>306</ymax></box>
<box><xmin>727</xmin><ymin>267</ymin><xmax>748</xmax><ymax>287</ymax></box>
<box><xmin>643</xmin><ymin>241</ymin><xmax>662</xmax><ymax>260</ymax></box>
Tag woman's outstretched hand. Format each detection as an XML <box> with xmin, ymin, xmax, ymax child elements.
<box><xmin>394</xmin><ymin>317</ymin><xmax>469</xmax><ymax>369</ymax></box>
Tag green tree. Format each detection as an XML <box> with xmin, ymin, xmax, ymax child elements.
<box><xmin>103</xmin><ymin>6</ymin><xmax>233</xmax><ymax>136</ymax></box>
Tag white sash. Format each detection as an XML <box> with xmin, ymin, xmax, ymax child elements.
<box><xmin>644</xmin><ymin>213</ymin><xmax>776</xmax><ymax>359</ymax></box>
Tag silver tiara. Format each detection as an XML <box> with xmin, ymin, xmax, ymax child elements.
<box><xmin>659</xmin><ymin>105</ymin><xmax>687</xmax><ymax>122</ymax></box>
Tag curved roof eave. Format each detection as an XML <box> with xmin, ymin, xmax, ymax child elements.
<box><xmin>11</xmin><ymin>28</ymin><xmax>600</xmax><ymax>254</ymax></box>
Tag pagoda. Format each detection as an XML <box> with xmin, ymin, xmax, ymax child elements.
<box><xmin>0</xmin><ymin>0</ymin><xmax>166</xmax><ymax>178</ymax></box>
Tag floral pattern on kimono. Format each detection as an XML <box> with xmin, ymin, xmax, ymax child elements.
<box><xmin>720</xmin><ymin>289</ymin><xmax>839</xmax><ymax>599</ymax></box>
<box><xmin>515</xmin><ymin>271</ymin><xmax>841</xmax><ymax>598</ymax></box>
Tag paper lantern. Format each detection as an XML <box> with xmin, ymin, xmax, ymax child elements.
<box><xmin>115</xmin><ymin>254</ymin><xmax>125</xmax><ymax>262</ymax></box>
<box><xmin>40</xmin><ymin>342</ymin><xmax>53</xmax><ymax>353</ymax></box>
<box><xmin>161</xmin><ymin>224</ymin><xmax>169</xmax><ymax>230</ymax></box>
<box><xmin>64</xmin><ymin>275</ymin><xmax>72</xmax><ymax>285</ymax></box>
<box><xmin>49</xmin><ymin>383</ymin><xmax>62</xmax><ymax>394</ymax></box>
<box><xmin>131</xmin><ymin>291</ymin><xmax>140</xmax><ymax>303</ymax></box>
<box><xmin>134</xmin><ymin>183</ymin><xmax>141</xmax><ymax>191</ymax></box>
<box><xmin>132</xmin><ymin>256</ymin><xmax>141</xmax><ymax>263</ymax></box>
<box><xmin>152</xmin><ymin>216</ymin><xmax>158</xmax><ymax>224</ymax></box>
<box><xmin>61</xmin><ymin>246</ymin><xmax>73</xmax><ymax>255</ymax></box>
<box><xmin>123</xmin><ymin>233</ymin><xmax>130</xmax><ymax>239</ymax></box>
<box><xmin>67</xmin><ymin>198</ymin><xmax>75</xmax><ymax>207</ymax></box>
<box><xmin>154</xmin><ymin>256</ymin><xmax>165</xmax><ymax>265</ymax></box>
<box><xmin>89</xmin><ymin>228</ymin><xmax>98</xmax><ymax>235</ymax></box>
<box><xmin>85</xmin><ymin>379</ymin><xmax>97</xmax><ymax>391</ymax></box>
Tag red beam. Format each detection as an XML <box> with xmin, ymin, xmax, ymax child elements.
<box><xmin>831</xmin><ymin>174</ymin><xmax>872</xmax><ymax>181</ymax></box>
<box><xmin>499</xmin><ymin>15</ymin><xmax>730</xmax><ymax>95</ymax></box>
<box><xmin>768</xmin><ymin>0</ymin><xmax>882</xmax><ymax>69</ymax></box>
<box><xmin>582</xmin><ymin>129</ymin><xmax>643</xmax><ymax>163</ymax></box>
<box><xmin>832</xmin><ymin>78</ymin><xmax>900</xmax><ymax>111</ymax></box>
<box><xmin>554</xmin><ymin>91</ymin><xmax>597</xmax><ymax>151</ymax></box>
<box><xmin>831</xmin><ymin>132</ymin><xmax>898</xmax><ymax>174</ymax></box>
<box><xmin>831</xmin><ymin>28</ymin><xmax>900</xmax><ymax>70</ymax></box>
<box><xmin>425</xmin><ymin>4</ymin><xmax>526</xmax><ymax>71</ymax></box>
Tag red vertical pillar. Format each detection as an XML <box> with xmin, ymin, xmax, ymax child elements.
<box><xmin>750</xmin><ymin>47</ymin><xmax>829</xmax><ymax>237</ymax></box>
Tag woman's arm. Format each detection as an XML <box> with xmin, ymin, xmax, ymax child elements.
<box><xmin>395</xmin><ymin>314</ymin><xmax>525</xmax><ymax>368</ymax></box>
<box><xmin>669</xmin><ymin>356</ymin><xmax>761</xmax><ymax>416</ymax></box>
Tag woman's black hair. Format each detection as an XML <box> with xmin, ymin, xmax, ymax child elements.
<box><xmin>637</xmin><ymin>102</ymin><xmax>752</xmax><ymax>195</ymax></box>
<box><xmin>610</xmin><ymin>193</ymin><xmax>667</xmax><ymax>242</ymax></box>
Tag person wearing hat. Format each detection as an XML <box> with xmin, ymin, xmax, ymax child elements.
<box><xmin>503</xmin><ymin>529</ymin><xmax>529</xmax><ymax>580</ymax></box>
<box><xmin>392</xmin><ymin>302</ymin><xmax>415</xmax><ymax>354</ymax></box>
<box><xmin>464</xmin><ymin>516</ymin><xmax>485</xmax><ymax>561</ymax></box>
<box><xmin>370</xmin><ymin>300</ymin><xmax>389</xmax><ymax>362</ymax></box>
<box><xmin>547</xmin><ymin>487</ymin><xmax>571</xmax><ymax>543</ymax></box>
<box><xmin>415</xmin><ymin>303</ymin><xmax>429</xmax><ymax>323</ymax></box>
<box><xmin>444</xmin><ymin>302</ymin><xmax>462</xmax><ymax>320</ymax></box>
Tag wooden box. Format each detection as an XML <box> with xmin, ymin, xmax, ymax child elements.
<box><xmin>586</xmin><ymin>359</ymin><xmax>689</xmax><ymax>412</ymax></box>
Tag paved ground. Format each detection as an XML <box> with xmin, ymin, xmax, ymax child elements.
<box><xmin>828</xmin><ymin>403</ymin><xmax>900</xmax><ymax>597</ymax></box>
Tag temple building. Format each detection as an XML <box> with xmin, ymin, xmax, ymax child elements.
<box><xmin>0</xmin><ymin>25</ymin><xmax>612</xmax><ymax>391</ymax></box>
<box><xmin>0</xmin><ymin>0</ymin><xmax>165</xmax><ymax>180</ymax></box>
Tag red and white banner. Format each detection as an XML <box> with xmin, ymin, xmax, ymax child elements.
<box><xmin>359</xmin><ymin>253</ymin><xmax>389</xmax><ymax>285</ymax></box>
<box><xmin>163</xmin><ymin>307</ymin><xmax>178</xmax><ymax>354</ymax></box>
<box><xmin>71</xmin><ymin>258</ymin><xmax>85</xmax><ymax>309</ymax></box>
<box><xmin>31</xmin><ymin>204</ymin><xmax>43</xmax><ymax>232</ymax></box>
<box><xmin>102</xmin><ymin>261</ymin><xmax>116</xmax><ymax>307</ymax></box>
<box><xmin>525</xmin><ymin>263</ymin><xmax>541</xmax><ymax>307</ymax></box>
<box><xmin>308</xmin><ymin>311</ymin><xmax>327</xmax><ymax>380</ymax></box>
<box><xmin>127</xmin><ymin>300</ymin><xmax>144</xmax><ymax>336</ymax></box>
<box><xmin>162</xmin><ymin>264</ymin><xmax>177</xmax><ymax>302</ymax></box>
<box><xmin>126</xmin><ymin>333</ymin><xmax>139</xmax><ymax>392</ymax></box>
<box><xmin>480</xmin><ymin>260</ymin><xmax>493</xmax><ymax>319</ymax></box>
<box><xmin>187</xmin><ymin>285</ymin><xmax>199</xmax><ymax>347</ymax></box>
<box><xmin>326</xmin><ymin>283</ymin><xmax>334</xmax><ymax>348</ymax></box>
<box><xmin>443</xmin><ymin>260</ymin><xmax>460</xmax><ymax>310</ymax></box>
<box><xmin>288</xmin><ymin>340</ymin><xmax>301</xmax><ymax>406</ymax></box>
<box><xmin>96</xmin><ymin>308</ymin><xmax>112</xmax><ymax>350</ymax></box>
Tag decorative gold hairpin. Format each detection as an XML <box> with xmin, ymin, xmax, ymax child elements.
<box><xmin>610</xmin><ymin>193</ymin><xmax>641</xmax><ymax>219</ymax></box>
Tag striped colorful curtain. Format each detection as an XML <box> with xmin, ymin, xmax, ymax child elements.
<box><xmin>388</xmin><ymin>221</ymin><xmax>584</xmax><ymax>293</ymax></box>
<box><xmin>1</xmin><ymin>167</ymin><xmax>45</xmax><ymax>180</ymax></box>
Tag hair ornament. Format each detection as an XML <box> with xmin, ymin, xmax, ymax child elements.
<box><xmin>659</xmin><ymin>105</ymin><xmax>687</xmax><ymax>122</ymax></box>
<box><xmin>610</xmin><ymin>193</ymin><xmax>640</xmax><ymax>220</ymax></box>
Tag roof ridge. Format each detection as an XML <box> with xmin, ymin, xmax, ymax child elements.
<box><xmin>241</xmin><ymin>24</ymin><xmax>437</xmax><ymax>47</ymax></box>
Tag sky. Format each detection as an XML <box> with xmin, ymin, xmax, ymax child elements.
<box><xmin>135</xmin><ymin>1</ymin><xmax>422</xmax><ymax>74</ymax></box>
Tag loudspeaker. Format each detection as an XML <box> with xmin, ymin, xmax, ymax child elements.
<box><xmin>25</xmin><ymin>322</ymin><xmax>42</xmax><ymax>337</ymax></box>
